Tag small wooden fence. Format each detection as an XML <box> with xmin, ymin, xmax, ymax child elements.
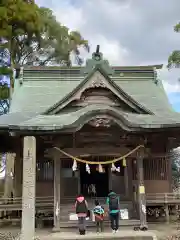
<box><xmin>0</xmin><ymin>193</ymin><xmax>180</xmax><ymax>211</ymax></box>
<box><xmin>0</xmin><ymin>196</ymin><xmax>54</xmax><ymax>211</ymax></box>
<box><xmin>146</xmin><ymin>193</ymin><xmax>180</xmax><ymax>205</ymax></box>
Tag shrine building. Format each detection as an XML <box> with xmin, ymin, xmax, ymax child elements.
<box><xmin>0</xmin><ymin>48</ymin><xmax>180</xmax><ymax>239</ymax></box>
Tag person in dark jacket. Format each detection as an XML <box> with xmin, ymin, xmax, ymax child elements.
<box><xmin>106</xmin><ymin>190</ymin><xmax>120</xmax><ymax>233</ymax></box>
<box><xmin>75</xmin><ymin>194</ymin><xmax>88</xmax><ymax>235</ymax></box>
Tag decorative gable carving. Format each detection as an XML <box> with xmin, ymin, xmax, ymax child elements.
<box><xmin>88</xmin><ymin>72</ymin><xmax>107</xmax><ymax>89</ymax></box>
<box><xmin>74</xmin><ymin>71</ymin><xmax>109</xmax><ymax>100</ymax></box>
<box><xmin>89</xmin><ymin>116</ymin><xmax>112</xmax><ymax>128</ymax></box>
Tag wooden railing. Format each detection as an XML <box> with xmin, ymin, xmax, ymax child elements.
<box><xmin>146</xmin><ymin>193</ymin><xmax>180</xmax><ymax>204</ymax></box>
<box><xmin>0</xmin><ymin>196</ymin><xmax>54</xmax><ymax>210</ymax></box>
<box><xmin>0</xmin><ymin>193</ymin><xmax>180</xmax><ymax>211</ymax></box>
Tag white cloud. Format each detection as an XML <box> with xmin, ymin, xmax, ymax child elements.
<box><xmin>36</xmin><ymin>0</ymin><xmax>180</xmax><ymax>94</ymax></box>
<box><xmin>52</xmin><ymin>0</ymin><xmax>129</xmax><ymax>65</ymax></box>
<box><xmin>53</xmin><ymin>3</ymin><xmax>84</xmax><ymax>31</ymax></box>
<box><xmin>163</xmin><ymin>82</ymin><xmax>180</xmax><ymax>93</ymax></box>
<box><xmin>159</xmin><ymin>67</ymin><xmax>180</xmax><ymax>93</ymax></box>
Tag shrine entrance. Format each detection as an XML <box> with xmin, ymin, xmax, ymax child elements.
<box><xmin>80</xmin><ymin>156</ymin><xmax>109</xmax><ymax>197</ymax></box>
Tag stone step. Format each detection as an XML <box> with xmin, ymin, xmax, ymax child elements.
<box><xmin>50</xmin><ymin>231</ymin><xmax>156</xmax><ymax>240</ymax></box>
<box><xmin>60</xmin><ymin>203</ymin><xmax>133</xmax><ymax>212</ymax></box>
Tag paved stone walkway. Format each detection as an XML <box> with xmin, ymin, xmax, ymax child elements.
<box><xmin>0</xmin><ymin>223</ymin><xmax>180</xmax><ymax>239</ymax></box>
<box><xmin>37</xmin><ymin>230</ymin><xmax>157</xmax><ymax>240</ymax></box>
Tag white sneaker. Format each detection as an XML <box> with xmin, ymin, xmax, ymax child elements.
<box><xmin>115</xmin><ymin>230</ymin><xmax>119</xmax><ymax>233</ymax></box>
<box><xmin>112</xmin><ymin>230</ymin><xmax>116</xmax><ymax>234</ymax></box>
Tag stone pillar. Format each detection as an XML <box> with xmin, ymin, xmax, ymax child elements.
<box><xmin>53</xmin><ymin>154</ymin><xmax>61</xmax><ymax>231</ymax></box>
<box><xmin>21</xmin><ymin>136</ymin><xmax>36</xmax><ymax>240</ymax></box>
<box><xmin>137</xmin><ymin>150</ymin><xmax>148</xmax><ymax>230</ymax></box>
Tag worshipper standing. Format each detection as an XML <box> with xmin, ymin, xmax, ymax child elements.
<box><xmin>106</xmin><ymin>190</ymin><xmax>120</xmax><ymax>233</ymax></box>
<box><xmin>93</xmin><ymin>199</ymin><xmax>105</xmax><ymax>233</ymax></box>
<box><xmin>75</xmin><ymin>194</ymin><xmax>88</xmax><ymax>235</ymax></box>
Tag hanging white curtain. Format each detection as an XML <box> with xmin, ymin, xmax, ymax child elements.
<box><xmin>72</xmin><ymin>159</ymin><xmax>78</xmax><ymax>171</ymax></box>
<box><xmin>86</xmin><ymin>163</ymin><xmax>90</xmax><ymax>174</ymax></box>
<box><xmin>98</xmin><ymin>164</ymin><xmax>103</xmax><ymax>173</ymax></box>
<box><xmin>111</xmin><ymin>163</ymin><xmax>116</xmax><ymax>172</ymax></box>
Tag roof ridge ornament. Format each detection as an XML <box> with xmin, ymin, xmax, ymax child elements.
<box><xmin>81</xmin><ymin>45</ymin><xmax>114</xmax><ymax>75</ymax></box>
<box><xmin>92</xmin><ymin>45</ymin><xmax>102</xmax><ymax>61</ymax></box>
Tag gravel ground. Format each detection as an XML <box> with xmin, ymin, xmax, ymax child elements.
<box><xmin>0</xmin><ymin>223</ymin><xmax>180</xmax><ymax>239</ymax></box>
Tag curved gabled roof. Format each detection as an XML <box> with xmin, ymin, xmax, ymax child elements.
<box><xmin>0</xmin><ymin>50</ymin><xmax>178</xmax><ymax>132</ymax></box>
<box><xmin>7</xmin><ymin>104</ymin><xmax>180</xmax><ymax>133</ymax></box>
<box><xmin>45</xmin><ymin>65</ymin><xmax>153</xmax><ymax>115</ymax></box>
<box><xmin>10</xmin><ymin>64</ymin><xmax>172</xmax><ymax>115</ymax></box>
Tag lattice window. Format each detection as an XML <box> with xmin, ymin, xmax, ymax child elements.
<box><xmin>132</xmin><ymin>159</ymin><xmax>137</xmax><ymax>180</ymax></box>
<box><xmin>36</xmin><ymin>158</ymin><xmax>54</xmax><ymax>181</ymax></box>
<box><xmin>131</xmin><ymin>158</ymin><xmax>168</xmax><ymax>180</ymax></box>
<box><xmin>144</xmin><ymin>158</ymin><xmax>168</xmax><ymax>180</ymax></box>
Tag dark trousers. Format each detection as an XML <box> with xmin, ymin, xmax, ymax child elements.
<box><xmin>110</xmin><ymin>213</ymin><xmax>119</xmax><ymax>230</ymax></box>
<box><xmin>96</xmin><ymin>220</ymin><xmax>104</xmax><ymax>232</ymax></box>
<box><xmin>78</xmin><ymin>217</ymin><xmax>86</xmax><ymax>232</ymax></box>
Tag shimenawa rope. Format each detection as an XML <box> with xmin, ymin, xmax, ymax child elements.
<box><xmin>53</xmin><ymin>145</ymin><xmax>144</xmax><ymax>165</ymax></box>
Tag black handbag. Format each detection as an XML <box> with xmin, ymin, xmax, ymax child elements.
<box><xmin>87</xmin><ymin>210</ymin><xmax>91</xmax><ymax>218</ymax></box>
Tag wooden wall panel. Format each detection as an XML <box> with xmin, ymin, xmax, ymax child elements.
<box><xmin>132</xmin><ymin>180</ymin><xmax>170</xmax><ymax>194</ymax></box>
<box><xmin>112</xmin><ymin>175</ymin><xmax>125</xmax><ymax>195</ymax></box>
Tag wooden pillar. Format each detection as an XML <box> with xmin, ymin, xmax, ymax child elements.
<box><xmin>78</xmin><ymin>170</ymin><xmax>81</xmax><ymax>194</ymax></box>
<box><xmin>137</xmin><ymin>150</ymin><xmax>148</xmax><ymax>230</ymax></box>
<box><xmin>108</xmin><ymin>165</ymin><xmax>112</xmax><ymax>191</ymax></box>
<box><xmin>164</xmin><ymin>193</ymin><xmax>170</xmax><ymax>223</ymax></box>
<box><xmin>3</xmin><ymin>153</ymin><xmax>15</xmax><ymax>199</ymax></box>
<box><xmin>2</xmin><ymin>153</ymin><xmax>15</xmax><ymax>220</ymax></box>
<box><xmin>53</xmin><ymin>153</ymin><xmax>61</xmax><ymax>231</ymax></box>
<box><xmin>14</xmin><ymin>150</ymin><xmax>22</xmax><ymax>198</ymax></box>
<box><xmin>21</xmin><ymin>136</ymin><xmax>36</xmax><ymax>240</ymax></box>
<box><xmin>124</xmin><ymin>165</ymin><xmax>129</xmax><ymax>198</ymax></box>
<box><xmin>127</xmin><ymin>158</ymin><xmax>133</xmax><ymax>198</ymax></box>
<box><xmin>127</xmin><ymin>158</ymin><xmax>136</xmax><ymax>218</ymax></box>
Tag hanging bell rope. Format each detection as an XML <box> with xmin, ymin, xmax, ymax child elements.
<box><xmin>53</xmin><ymin>145</ymin><xmax>144</xmax><ymax>165</ymax></box>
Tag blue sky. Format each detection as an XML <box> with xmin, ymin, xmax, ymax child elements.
<box><xmin>35</xmin><ymin>0</ymin><xmax>180</xmax><ymax>112</ymax></box>
<box><xmin>168</xmin><ymin>93</ymin><xmax>180</xmax><ymax>111</ymax></box>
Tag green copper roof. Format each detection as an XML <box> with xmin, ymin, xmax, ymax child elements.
<box><xmin>114</xmin><ymin>79</ymin><xmax>173</xmax><ymax>114</ymax></box>
<box><xmin>10</xmin><ymin>78</ymin><xmax>80</xmax><ymax>113</ymax></box>
<box><xmin>9</xmin><ymin>104</ymin><xmax>180</xmax><ymax>132</ymax></box>
<box><xmin>10</xmin><ymin>67</ymin><xmax>172</xmax><ymax>115</ymax></box>
<box><xmin>45</xmin><ymin>64</ymin><xmax>153</xmax><ymax>115</ymax></box>
<box><xmin>0</xmin><ymin>49</ymin><xmax>179</xmax><ymax>132</ymax></box>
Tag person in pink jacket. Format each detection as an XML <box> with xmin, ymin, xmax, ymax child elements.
<box><xmin>75</xmin><ymin>194</ymin><xmax>88</xmax><ymax>235</ymax></box>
